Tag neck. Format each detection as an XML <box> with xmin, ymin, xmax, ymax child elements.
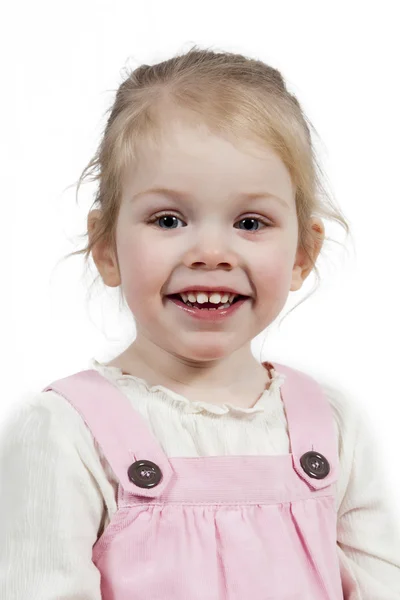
<box><xmin>108</xmin><ymin>335</ymin><xmax>271</xmax><ymax>404</ymax></box>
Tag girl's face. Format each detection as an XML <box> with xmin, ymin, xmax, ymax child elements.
<box><xmin>112</xmin><ymin>119</ymin><xmax>309</xmax><ymax>363</ymax></box>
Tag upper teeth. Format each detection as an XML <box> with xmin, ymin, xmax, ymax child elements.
<box><xmin>179</xmin><ymin>292</ymin><xmax>238</xmax><ymax>304</ymax></box>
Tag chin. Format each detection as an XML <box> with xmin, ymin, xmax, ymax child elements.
<box><xmin>170</xmin><ymin>338</ymin><xmax>247</xmax><ymax>363</ymax></box>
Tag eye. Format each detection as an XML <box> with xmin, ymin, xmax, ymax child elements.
<box><xmin>149</xmin><ymin>214</ymin><xmax>183</xmax><ymax>229</ymax></box>
<box><xmin>148</xmin><ymin>213</ymin><xmax>272</xmax><ymax>231</ymax></box>
<box><xmin>235</xmin><ymin>217</ymin><xmax>270</xmax><ymax>232</ymax></box>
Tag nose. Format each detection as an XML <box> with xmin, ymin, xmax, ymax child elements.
<box><xmin>182</xmin><ymin>227</ymin><xmax>239</xmax><ymax>270</ymax></box>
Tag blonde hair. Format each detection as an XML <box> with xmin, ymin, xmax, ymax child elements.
<box><xmin>64</xmin><ymin>44</ymin><xmax>351</xmax><ymax>324</ymax></box>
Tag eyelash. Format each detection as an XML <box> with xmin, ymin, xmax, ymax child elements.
<box><xmin>147</xmin><ymin>212</ymin><xmax>272</xmax><ymax>232</ymax></box>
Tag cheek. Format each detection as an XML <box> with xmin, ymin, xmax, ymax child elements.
<box><xmin>251</xmin><ymin>252</ymin><xmax>294</xmax><ymax>321</ymax></box>
<box><xmin>252</xmin><ymin>251</ymin><xmax>293</xmax><ymax>294</ymax></box>
<box><xmin>117</xmin><ymin>236</ymin><xmax>167</xmax><ymax>297</ymax></box>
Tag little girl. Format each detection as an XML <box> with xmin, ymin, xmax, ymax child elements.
<box><xmin>1</xmin><ymin>46</ymin><xmax>400</xmax><ymax>599</ymax></box>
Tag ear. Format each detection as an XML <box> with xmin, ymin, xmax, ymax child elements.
<box><xmin>87</xmin><ymin>209</ymin><xmax>121</xmax><ymax>287</ymax></box>
<box><xmin>290</xmin><ymin>217</ymin><xmax>324</xmax><ymax>291</ymax></box>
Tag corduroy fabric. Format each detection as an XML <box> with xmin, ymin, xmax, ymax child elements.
<box><xmin>44</xmin><ymin>362</ymin><xmax>344</xmax><ymax>599</ymax></box>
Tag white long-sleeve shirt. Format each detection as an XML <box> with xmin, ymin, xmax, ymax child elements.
<box><xmin>0</xmin><ymin>358</ymin><xmax>399</xmax><ymax>599</ymax></box>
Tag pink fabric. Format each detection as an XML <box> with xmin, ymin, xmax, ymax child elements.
<box><xmin>44</xmin><ymin>362</ymin><xmax>344</xmax><ymax>599</ymax></box>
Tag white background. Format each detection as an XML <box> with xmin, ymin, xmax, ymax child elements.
<box><xmin>2</xmin><ymin>1</ymin><xmax>399</xmax><ymax>514</ymax></box>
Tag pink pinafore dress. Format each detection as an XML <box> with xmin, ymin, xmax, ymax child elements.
<box><xmin>43</xmin><ymin>362</ymin><xmax>347</xmax><ymax>599</ymax></box>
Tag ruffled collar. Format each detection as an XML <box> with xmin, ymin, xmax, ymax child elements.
<box><xmin>89</xmin><ymin>358</ymin><xmax>286</xmax><ymax>417</ymax></box>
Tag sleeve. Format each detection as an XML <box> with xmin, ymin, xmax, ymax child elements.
<box><xmin>0</xmin><ymin>395</ymin><xmax>105</xmax><ymax>600</ymax></box>
<box><xmin>336</xmin><ymin>405</ymin><xmax>400</xmax><ymax>599</ymax></box>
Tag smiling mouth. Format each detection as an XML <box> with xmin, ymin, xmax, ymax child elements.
<box><xmin>166</xmin><ymin>294</ymin><xmax>247</xmax><ymax>309</ymax></box>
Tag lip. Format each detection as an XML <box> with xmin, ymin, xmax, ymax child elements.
<box><xmin>166</xmin><ymin>295</ymin><xmax>249</xmax><ymax>321</ymax></box>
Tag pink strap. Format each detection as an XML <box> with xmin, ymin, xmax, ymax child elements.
<box><xmin>268</xmin><ymin>361</ymin><xmax>338</xmax><ymax>490</ymax></box>
<box><xmin>43</xmin><ymin>371</ymin><xmax>174</xmax><ymax>499</ymax></box>
<box><xmin>43</xmin><ymin>363</ymin><xmax>338</xmax><ymax>496</ymax></box>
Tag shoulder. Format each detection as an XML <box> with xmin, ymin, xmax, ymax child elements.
<box><xmin>284</xmin><ymin>366</ymin><xmax>361</xmax><ymax>453</ymax></box>
<box><xmin>310</xmin><ymin>375</ymin><xmax>372</xmax><ymax>510</ymax></box>
<box><xmin>0</xmin><ymin>386</ymin><xmax>119</xmax><ymax>511</ymax></box>
<box><xmin>0</xmin><ymin>389</ymin><xmax>106</xmax><ymax>484</ymax></box>
<box><xmin>1</xmin><ymin>389</ymin><xmax>93</xmax><ymax>445</ymax></box>
<box><xmin>317</xmin><ymin>380</ymin><xmax>360</xmax><ymax>449</ymax></box>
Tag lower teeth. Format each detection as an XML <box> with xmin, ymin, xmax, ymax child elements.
<box><xmin>185</xmin><ymin>302</ymin><xmax>232</xmax><ymax>310</ymax></box>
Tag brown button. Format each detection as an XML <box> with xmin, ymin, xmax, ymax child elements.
<box><xmin>300</xmin><ymin>451</ymin><xmax>330</xmax><ymax>479</ymax></box>
<box><xmin>128</xmin><ymin>460</ymin><xmax>162</xmax><ymax>488</ymax></box>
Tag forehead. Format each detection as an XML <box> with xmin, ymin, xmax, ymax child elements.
<box><xmin>123</xmin><ymin>120</ymin><xmax>295</xmax><ymax>204</ymax></box>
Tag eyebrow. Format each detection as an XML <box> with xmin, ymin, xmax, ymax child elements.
<box><xmin>130</xmin><ymin>187</ymin><xmax>290</xmax><ymax>209</ymax></box>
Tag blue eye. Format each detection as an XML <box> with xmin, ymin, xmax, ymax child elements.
<box><xmin>236</xmin><ymin>218</ymin><xmax>269</xmax><ymax>231</ymax></box>
<box><xmin>148</xmin><ymin>213</ymin><xmax>271</xmax><ymax>231</ymax></box>
<box><xmin>153</xmin><ymin>215</ymin><xmax>181</xmax><ymax>229</ymax></box>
